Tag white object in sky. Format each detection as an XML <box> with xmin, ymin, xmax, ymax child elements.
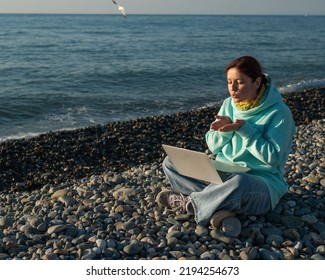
<box><xmin>112</xmin><ymin>0</ymin><xmax>126</xmax><ymax>17</ymax></box>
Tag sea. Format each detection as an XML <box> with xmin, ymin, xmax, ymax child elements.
<box><xmin>1</xmin><ymin>14</ymin><xmax>324</xmax><ymax>141</ymax></box>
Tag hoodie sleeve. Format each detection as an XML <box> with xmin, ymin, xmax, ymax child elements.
<box><xmin>235</xmin><ymin>106</ymin><xmax>295</xmax><ymax>167</ymax></box>
<box><xmin>205</xmin><ymin>129</ymin><xmax>234</xmax><ymax>154</ymax></box>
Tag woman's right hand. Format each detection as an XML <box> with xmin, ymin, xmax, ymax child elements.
<box><xmin>210</xmin><ymin>115</ymin><xmax>232</xmax><ymax>131</ymax></box>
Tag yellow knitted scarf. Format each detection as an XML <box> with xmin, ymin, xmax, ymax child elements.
<box><xmin>235</xmin><ymin>83</ymin><xmax>266</xmax><ymax>111</ymax></box>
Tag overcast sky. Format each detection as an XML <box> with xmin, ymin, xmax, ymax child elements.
<box><xmin>1</xmin><ymin>0</ymin><xmax>324</xmax><ymax>15</ymax></box>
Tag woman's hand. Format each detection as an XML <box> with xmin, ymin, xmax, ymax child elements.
<box><xmin>210</xmin><ymin>116</ymin><xmax>245</xmax><ymax>132</ymax></box>
<box><xmin>210</xmin><ymin>116</ymin><xmax>232</xmax><ymax>130</ymax></box>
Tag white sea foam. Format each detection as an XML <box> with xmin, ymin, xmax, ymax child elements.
<box><xmin>279</xmin><ymin>78</ymin><xmax>325</xmax><ymax>93</ymax></box>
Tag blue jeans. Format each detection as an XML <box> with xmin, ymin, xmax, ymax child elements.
<box><xmin>162</xmin><ymin>156</ymin><xmax>271</xmax><ymax>226</ymax></box>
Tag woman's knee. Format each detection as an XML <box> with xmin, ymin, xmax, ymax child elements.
<box><xmin>162</xmin><ymin>156</ymin><xmax>173</xmax><ymax>170</ymax></box>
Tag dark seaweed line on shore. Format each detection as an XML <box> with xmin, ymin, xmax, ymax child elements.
<box><xmin>0</xmin><ymin>87</ymin><xmax>324</xmax><ymax>190</ymax></box>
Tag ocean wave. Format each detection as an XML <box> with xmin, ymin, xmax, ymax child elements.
<box><xmin>0</xmin><ymin>127</ymin><xmax>80</xmax><ymax>143</ymax></box>
<box><xmin>279</xmin><ymin>78</ymin><xmax>325</xmax><ymax>93</ymax></box>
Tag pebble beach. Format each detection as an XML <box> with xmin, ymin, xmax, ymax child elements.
<box><xmin>0</xmin><ymin>87</ymin><xmax>325</xmax><ymax>260</ymax></box>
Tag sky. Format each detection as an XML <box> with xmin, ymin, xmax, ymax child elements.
<box><xmin>0</xmin><ymin>0</ymin><xmax>324</xmax><ymax>15</ymax></box>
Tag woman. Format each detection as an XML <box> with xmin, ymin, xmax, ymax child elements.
<box><xmin>156</xmin><ymin>56</ymin><xmax>296</xmax><ymax>228</ymax></box>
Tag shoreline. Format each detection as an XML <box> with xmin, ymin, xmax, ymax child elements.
<box><xmin>0</xmin><ymin>86</ymin><xmax>324</xmax><ymax>260</ymax></box>
<box><xmin>0</xmin><ymin>86</ymin><xmax>324</xmax><ymax>190</ymax></box>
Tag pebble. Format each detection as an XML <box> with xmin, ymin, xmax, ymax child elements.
<box><xmin>221</xmin><ymin>217</ymin><xmax>241</xmax><ymax>237</ymax></box>
<box><xmin>0</xmin><ymin>87</ymin><xmax>324</xmax><ymax>260</ymax></box>
<box><xmin>123</xmin><ymin>240</ymin><xmax>144</xmax><ymax>256</ymax></box>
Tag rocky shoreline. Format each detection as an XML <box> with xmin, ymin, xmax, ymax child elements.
<box><xmin>0</xmin><ymin>87</ymin><xmax>324</xmax><ymax>260</ymax></box>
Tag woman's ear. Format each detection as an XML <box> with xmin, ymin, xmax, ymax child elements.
<box><xmin>254</xmin><ymin>76</ymin><xmax>262</xmax><ymax>89</ymax></box>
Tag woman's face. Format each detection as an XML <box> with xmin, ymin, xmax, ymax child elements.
<box><xmin>227</xmin><ymin>67</ymin><xmax>261</xmax><ymax>102</ymax></box>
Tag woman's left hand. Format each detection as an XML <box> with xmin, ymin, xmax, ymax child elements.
<box><xmin>217</xmin><ymin>119</ymin><xmax>246</xmax><ymax>132</ymax></box>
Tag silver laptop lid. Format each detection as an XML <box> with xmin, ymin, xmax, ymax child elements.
<box><xmin>162</xmin><ymin>144</ymin><xmax>223</xmax><ymax>184</ymax></box>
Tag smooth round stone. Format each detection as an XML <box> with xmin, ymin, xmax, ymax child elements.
<box><xmin>23</xmin><ymin>205</ymin><xmax>34</xmax><ymax>214</ymax></box>
<box><xmin>105</xmin><ymin>239</ymin><xmax>116</xmax><ymax>248</ymax></box>
<box><xmin>266</xmin><ymin>234</ymin><xmax>284</xmax><ymax>246</ymax></box>
<box><xmin>157</xmin><ymin>239</ymin><xmax>167</xmax><ymax>249</ymax></box>
<box><xmin>166</xmin><ymin>218</ymin><xmax>181</xmax><ymax>226</ymax></box>
<box><xmin>210</xmin><ymin>229</ymin><xmax>232</xmax><ymax>244</ymax></box>
<box><xmin>96</xmin><ymin>239</ymin><xmax>107</xmax><ymax>249</ymax></box>
<box><xmin>58</xmin><ymin>195</ymin><xmax>75</xmax><ymax>207</ymax></box>
<box><xmin>239</xmin><ymin>251</ymin><xmax>249</xmax><ymax>260</ymax></box>
<box><xmin>82</xmin><ymin>249</ymin><xmax>96</xmax><ymax>260</ymax></box>
<box><xmin>0</xmin><ymin>216</ymin><xmax>14</xmax><ymax>230</ymax></box>
<box><xmin>167</xmin><ymin>237</ymin><xmax>177</xmax><ymax>248</ymax></box>
<box><xmin>169</xmin><ymin>251</ymin><xmax>183</xmax><ymax>259</ymax></box>
<box><xmin>283</xmin><ymin>252</ymin><xmax>295</xmax><ymax>260</ymax></box>
<box><xmin>221</xmin><ymin>217</ymin><xmax>241</xmax><ymax>238</ymax></box>
<box><xmin>199</xmin><ymin>251</ymin><xmax>215</xmax><ymax>260</ymax></box>
<box><xmin>194</xmin><ymin>225</ymin><xmax>209</xmax><ymax>237</ymax></box>
<box><xmin>93</xmin><ymin>247</ymin><xmax>102</xmax><ymax>255</ymax></box>
<box><xmin>259</xmin><ymin>249</ymin><xmax>281</xmax><ymax>260</ymax></box>
<box><xmin>311</xmin><ymin>254</ymin><xmax>325</xmax><ymax>260</ymax></box>
<box><xmin>112</xmin><ymin>187</ymin><xmax>136</xmax><ymax>200</ymax></box>
<box><xmin>51</xmin><ymin>189</ymin><xmax>68</xmax><ymax>198</ymax></box>
<box><xmin>94</xmin><ymin>205</ymin><xmax>106</xmax><ymax>213</ymax></box>
<box><xmin>42</xmin><ymin>253</ymin><xmax>59</xmax><ymax>260</ymax></box>
<box><xmin>310</xmin><ymin>232</ymin><xmax>323</xmax><ymax>246</ymax></box>
<box><xmin>115</xmin><ymin>205</ymin><xmax>133</xmax><ymax>213</ymax></box>
<box><xmin>140</xmin><ymin>237</ymin><xmax>156</xmax><ymax>246</ymax></box>
<box><xmin>166</xmin><ymin>231</ymin><xmax>182</xmax><ymax>239</ymax></box>
<box><xmin>320</xmin><ymin>179</ymin><xmax>325</xmax><ymax>187</ymax></box>
<box><xmin>287</xmin><ymin>200</ymin><xmax>297</xmax><ymax>207</ymax></box>
<box><xmin>187</xmin><ymin>247</ymin><xmax>200</xmax><ymax>257</ymax></box>
<box><xmin>27</xmin><ymin>216</ymin><xmax>42</xmax><ymax>228</ymax></box>
<box><xmin>47</xmin><ymin>225</ymin><xmax>67</xmax><ymax>235</ymax></box>
<box><xmin>22</xmin><ymin>224</ymin><xmax>39</xmax><ymax>235</ymax></box>
<box><xmin>301</xmin><ymin>214</ymin><xmax>318</xmax><ymax>225</ymax></box>
<box><xmin>121</xmin><ymin>221</ymin><xmax>136</xmax><ymax>231</ymax></box>
<box><xmin>294</xmin><ymin>241</ymin><xmax>303</xmax><ymax>250</ymax></box>
<box><xmin>123</xmin><ymin>240</ymin><xmax>143</xmax><ymax>255</ymax></box>
<box><xmin>315</xmin><ymin>245</ymin><xmax>325</xmax><ymax>254</ymax></box>
<box><xmin>283</xmin><ymin>228</ymin><xmax>300</xmax><ymax>241</ymax></box>
<box><xmin>248</xmin><ymin>247</ymin><xmax>258</xmax><ymax>260</ymax></box>
<box><xmin>174</xmin><ymin>214</ymin><xmax>190</xmax><ymax>221</ymax></box>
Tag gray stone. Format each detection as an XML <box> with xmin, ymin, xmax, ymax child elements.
<box><xmin>82</xmin><ymin>248</ymin><xmax>96</xmax><ymax>260</ymax></box>
<box><xmin>47</xmin><ymin>225</ymin><xmax>67</xmax><ymax>235</ymax></box>
<box><xmin>266</xmin><ymin>234</ymin><xmax>284</xmax><ymax>246</ymax></box>
<box><xmin>58</xmin><ymin>195</ymin><xmax>75</xmax><ymax>207</ymax></box>
<box><xmin>311</xmin><ymin>254</ymin><xmax>325</xmax><ymax>260</ymax></box>
<box><xmin>259</xmin><ymin>248</ymin><xmax>281</xmax><ymax>260</ymax></box>
<box><xmin>51</xmin><ymin>189</ymin><xmax>68</xmax><ymax>198</ymax></box>
<box><xmin>301</xmin><ymin>214</ymin><xmax>318</xmax><ymax>225</ymax></box>
<box><xmin>200</xmin><ymin>251</ymin><xmax>215</xmax><ymax>260</ymax></box>
<box><xmin>210</xmin><ymin>229</ymin><xmax>233</xmax><ymax>244</ymax></box>
<box><xmin>166</xmin><ymin>230</ymin><xmax>182</xmax><ymax>239</ymax></box>
<box><xmin>123</xmin><ymin>240</ymin><xmax>143</xmax><ymax>255</ymax></box>
<box><xmin>169</xmin><ymin>251</ymin><xmax>183</xmax><ymax>259</ymax></box>
<box><xmin>221</xmin><ymin>217</ymin><xmax>241</xmax><ymax>237</ymax></box>
<box><xmin>0</xmin><ymin>216</ymin><xmax>14</xmax><ymax>230</ymax></box>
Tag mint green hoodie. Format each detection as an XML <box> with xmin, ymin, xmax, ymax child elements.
<box><xmin>206</xmin><ymin>76</ymin><xmax>296</xmax><ymax>209</ymax></box>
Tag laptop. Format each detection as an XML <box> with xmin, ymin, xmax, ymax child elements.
<box><xmin>162</xmin><ymin>144</ymin><xmax>250</xmax><ymax>184</ymax></box>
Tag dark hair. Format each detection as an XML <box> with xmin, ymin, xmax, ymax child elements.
<box><xmin>225</xmin><ymin>56</ymin><xmax>267</xmax><ymax>84</ymax></box>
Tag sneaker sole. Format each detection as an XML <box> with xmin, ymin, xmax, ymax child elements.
<box><xmin>155</xmin><ymin>190</ymin><xmax>177</xmax><ymax>208</ymax></box>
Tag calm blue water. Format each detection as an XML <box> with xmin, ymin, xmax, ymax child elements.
<box><xmin>1</xmin><ymin>14</ymin><xmax>325</xmax><ymax>141</ymax></box>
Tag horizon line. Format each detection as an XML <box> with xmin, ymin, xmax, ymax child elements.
<box><xmin>0</xmin><ymin>12</ymin><xmax>323</xmax><ymax>16</ymax></box>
